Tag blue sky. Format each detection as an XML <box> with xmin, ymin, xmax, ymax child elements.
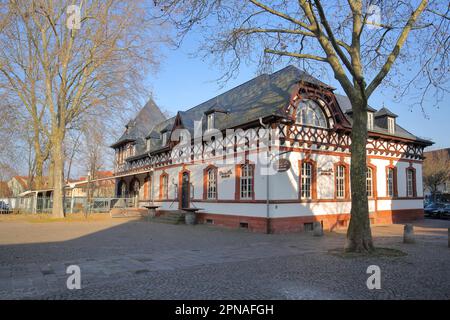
<box><xmin>145</xmin><ymin>35</ymin><xmax>449</xmax><ymax>150</ymax></box>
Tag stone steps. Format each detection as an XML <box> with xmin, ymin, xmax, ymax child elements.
<box><xmin>150</xmin><ymin>210</ymin><xmax>185</xmax><ymax>224</ymax></box>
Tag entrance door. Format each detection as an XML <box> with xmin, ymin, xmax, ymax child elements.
<box><xmin>180</xmin><ymin>172</ymin><xmax>190</xmax><ymax>209</ymax></box>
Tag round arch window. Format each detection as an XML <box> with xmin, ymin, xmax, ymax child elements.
<box><xmin>296</xmin><ymin>99</ymin><xmax>328</xmax><ymax>128</ymax></box>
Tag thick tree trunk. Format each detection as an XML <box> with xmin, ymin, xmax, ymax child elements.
<box><xmin>51</xmin><ymin>131</ymin><xmax>65</xmax><ymax>218</ymax></box>
<box><xmin>345</xmin><ymin>96</ymin><xmax>374</xmax><ymax>252</ymax></box>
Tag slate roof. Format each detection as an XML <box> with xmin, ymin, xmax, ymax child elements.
<box><xmin>111</xmin><ymin>98</ymin><xmax>167</xmax><ymax>153</ymax></box>
<box><xmin>375</xmin><ymin>107</ymin><xmax>398</xmax><ymax>118</ymax></box>
<box><xmin>114</xmin><ymin>65</ymin><xmax>432</xmax><ymax>162</ymax></box>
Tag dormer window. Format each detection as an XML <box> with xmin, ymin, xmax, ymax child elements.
<box><xmin>367</xmin><ymin>112</ymin><xmax>374</xmax><ymax>131</ymax></box>
<box><xmin>387</xmin><ymin>117</ymin><xmax>395</xmax><ymax>134</ymax></box>
<box><xmin>207</xmin><ymin>113</ymin><xmax>215</xmax><ymax>130</ymax></box>
<box><xmin>161</xmin><ymin>132</ymin><xmax>168</xmax><ymax>145</ymax></box>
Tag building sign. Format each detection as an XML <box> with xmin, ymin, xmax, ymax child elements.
<box><xmin>274</xmin><ymin>159</ymin><xmax>291</xmax><ymax>172</ymax></box>
<box><xmin>219</xmin><ymin>169</ymin><xmax>232</xmax><ymax>178</ymax></box>
<box><xmin>318</xmin><ymin>168</ymin><xmax>333</xmax><ymax>176</ymax></box>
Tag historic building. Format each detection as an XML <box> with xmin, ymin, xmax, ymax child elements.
<box><xmin>111</xmin><ymin>66</ymin><xmax>431</xmax><ymax>233</ymax></box>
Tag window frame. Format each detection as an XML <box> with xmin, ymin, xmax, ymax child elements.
<box><xmin>159</xmin><ymin>173</ymin><xmax>169</xmax><ymax>200</ymax></box>
<box><xmin>334</xmin><ymin>161</ymin><xmax>349</xmax><ymax>200</ymax></box>
<box><xmin>386</xmin><ymin>166</ymin><xmax>398</xmax><ymax>198</ymax></box>
<box><xmin>367</xmin><ymin>112</ymin><xmax>374</xmax><ymax>131</ymax></box>
<box><xmin>235</xmin><ymin>163</ymin><xmax>255</xmax><ymax>201</ymax></box>
<box><xmin>203</xmin><ymin>165</ymin><xmax>218</xmax><ymax>200</ymax></box>
<box><xmin>406</xmin><ymin>167</ymin><xmax>417</xmax><ymax>198</ymax></box>
<box><xmin>299</xmin><ymin>159</ymin><xmax>317</xmax><ymax>200</ymax></box>
<box><xmin>387</xmin><ymin>117</ymin><xmax>395</xmax><ymax>134</ymax></box>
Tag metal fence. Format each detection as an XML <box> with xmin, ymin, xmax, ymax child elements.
<box><xmin>0</xmin><ymin>196</ymin><xmax>136</xmax><ymax>214</ymax></box>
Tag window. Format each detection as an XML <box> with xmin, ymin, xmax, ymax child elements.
<box><xmin>406</xmin><ymin>168</ymin><xmax>415</xmax><ymax>197</ymax></box>
<box><xmin>160</xmin><ymin>174</ymin><xmax>168</xmax><ymax>200</ymax></box>
<box><xmin>146</xmin><ymin>139</ymin><xmax>151</xmax><ymax>151</ymax></box>
<box><xmin>301</xmin><ymin>162</ymin><xmax>312</xmax><ymax>199</ymax></box>
<box><xmin>161</xmin><ymin>132</ymin><xmax>167</xmax><ymax>145</ymax></box>
<box><xmin>367</xmin><ymin>112</ymin><xmax>374</xmax><ymax>130</ymax></box>
<box><xmin>206</xmin><ymin>168</ymin><xmax>217</xmax><ymax>199</ymax></box>
<box><xmin>387</xmin><ymin>117</ymin><xmax>395</xmax><ymax>134</ymax></box>
<box><xmin>336</xmin><ymin>165</ymin><xmax>346</xmax><ymax>199</ymax></box>
<box><xmin>386</xmin><ymin>167</ymin><xmax>395</xmax><ymax>197</ymax></box>
<box><xmin>207</xmin><ymin>113</ymin><xmax>215</xmax><ymax>130</ymax></box>
<box><xmin>240</xmin><ymin>164</ymin><xmax>254</xmax><ymax>200</ymax></box>
<box><xmin>366</xmin><ymin>167</ymin><xmax>373</xmax><ymax>197</ymax></box>
<box><xmin>296</xmin><ymin>99</ymin><xmax>327</xmax><ymax>128</ymax></box>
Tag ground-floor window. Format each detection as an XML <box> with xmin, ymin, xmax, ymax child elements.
<box><xmin>335</xmin><ymin>165</ymin><xmax>346</xmax><ymax>199</ymax></box>
<box><xmin>240</xmin><ymin>164</ymin><xmax>254</xmax><ymax>200</ymax></box>
<box><xmin>366</xmin><ymin>167</ymin><xmax>373</xmax><ymax>197</ymax></box>
<box><xmin>301</xmin><ymin>162</ymin><xmax>312</xmax><ymax>199</ymax></box>
<box><xmin>406</xmin><ymin>168</ymin><xmax>416</xmax><ymax>197</ymax></box>
<box><xmin>160</xmin><ymin>173</ymin><xmax>168</xmax><ymax>200</ymax></box>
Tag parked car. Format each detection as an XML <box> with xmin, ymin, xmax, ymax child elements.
<box><xmin>0</xmin><ymin>201</ymin><xmax>11</xmax><ymax>214</ymax></box>
<box><xmin>424</xmin><ymin>203</ymin><xmax>446</xmax><ymax>218</ymax></box>
<box><xmin>442</xmin><ymin>204</ymin><xmax>450</xmax><ymax>219</ymax></box>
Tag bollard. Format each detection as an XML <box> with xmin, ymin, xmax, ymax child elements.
<box><xmin>313</xmin><ymin>221</ymin><xmax>323</xmax><ymax>237</ymax></box>
<box><xmin>403</xmin><ymin>224</ymin><xmax>415</xmax><ymax>244</ymax></box>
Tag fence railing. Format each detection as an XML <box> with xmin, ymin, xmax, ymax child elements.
<box><xmin>0</xmin><ymin>196</ymin><xmax>137</xmax><ymax>214</ymax></box>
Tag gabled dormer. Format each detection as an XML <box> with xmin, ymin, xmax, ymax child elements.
<box><xmin>375</xmin><ymin>107</ymin><xmax>398</xmax><ymax>134</ymax></box>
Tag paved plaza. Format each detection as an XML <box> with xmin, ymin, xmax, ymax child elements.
<box><xmin>0</xmin><ymin>215</ymin><xmax>449</xmax><ymax>299</ymax></box>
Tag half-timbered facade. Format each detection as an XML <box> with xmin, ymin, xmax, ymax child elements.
<box><xmin>111</xmin><ymin>66</ymin><xmax>431</xmax><ymax>233</ymax></box>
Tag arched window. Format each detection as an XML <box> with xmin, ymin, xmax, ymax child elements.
<box><xmin>386</xmin><ymin>166</ymin><xmax>397</xmax><ymax>197</ymax></box>
<box><xmin>159</xmin><ymin>173</ymin><xmax>169</xmax><ymax>200</ymax></box>
<box><xmin>406</xmin><ymin>168</ymin><xmax>416</xmax><ymax>197</ymax></box>
<box><xmin>296</xmin><ymin>99</ymin><xmax>328</xmax><ymax>128</ymax></box>
<box><xmin>236</xmin><ymin>163</ymin><xmax>254</xmax><ymax>200</ymax></box>
<box><xmin>366</xmin><ymin>167</ymin><xmax>373</xmax><ymax>197</ymax></box>
<box><xmin>299</xmin><ymin>160</ymin><xmax>316</xmax><ymax>200</ymax></box>
<box><xmin>207</xmin><ymin>168</ymin><xmax>217</xmax><ymax>200</ymax></box>
<box><xmin>335</xmin><ymin>165</ymin><xmax>346</xmax><ymax>199</ymax></box>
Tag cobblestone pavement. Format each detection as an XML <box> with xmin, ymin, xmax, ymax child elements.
<box><xmin>0</xmin><ymin>217</ymin><xmax>449</xmax><ymax>299</ymax></box>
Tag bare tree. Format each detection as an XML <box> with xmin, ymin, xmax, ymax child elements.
<box><xmin>0</xmin><ymin>0</ymin><xmax>167</xmax><ymax>217</ymax></box>
<box><xmin>423</xmin><ymin>150</ymin><xmax>450</xmax><ymax>202</ymax></box>
<box><xmin>157</xmin><ymin>0</ymin><xmax>449</xmax><ymax>252</ymax></box>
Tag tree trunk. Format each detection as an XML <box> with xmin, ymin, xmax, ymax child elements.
<box><xmin>51</xmin><ymin>131</ymin><xmax>65</xmax><ymax>218</ymax></box>
<box><xmin>345</xmin><ymin>96</ymin><xmax>374</xmax><ymax>252</ymax></box>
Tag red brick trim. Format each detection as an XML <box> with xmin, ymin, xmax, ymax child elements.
<box><xmin>197</xmin><ymin>209</ymin><xmax>424</xmax><ymax>233</ymax></box>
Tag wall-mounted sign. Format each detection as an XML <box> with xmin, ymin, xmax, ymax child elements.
<box><xmin>318</xmin><ymin>168</ymin><xmax>333</xmax><ymax>176</ymax></box>
<box><xmin>219</xmin><ymin>169</ymin><xmax>232</xmax><ymax>178</ymax></box>
<box><xmin>274</xmin><ymin>158</ymin><xmax>291</xmax><ymax>172</ymax></box>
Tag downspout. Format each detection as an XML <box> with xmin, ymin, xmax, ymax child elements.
<box><xmin>259</xmin><ymin>117</ymin><xmax>271</xmax><ymax>234</ymax></box>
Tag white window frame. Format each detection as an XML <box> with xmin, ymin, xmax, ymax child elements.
<box><xmin>161</xmin><ymin>175</ymin><xmax>168</xmax><ymax>200</ymax></box>
<box><xmin>387</xmin><ymin>168</ymin><xmax>394</xmax><ymax>197</ymax></box>
<box><xmin>387</xmin><ymin>117</ymin><xmax>395</xmax><ymax>134</ymax></box>
<box><xmin>366</xmin><ymin>167</ymin><xmax>373</xmax><ymax>197</ymax></box>
<box><xmin>367</xmin><ymin>112</ymin><xmax>374</xmax><ymax>130</ymax></box>
<box><xmin>407</xmin><ymin>169</ymin><xmax>414</xmax><ymax>197</ymax></box>
<box><xmin>336</xmin><ymin>165</ymin><xmax>345</xmax><ymax>199</ymax></box>
<box><xmin>207</xmin><ymin>113</ymin><xmax>215</xmax><ymax>130</ymax></box>
<box><xmin>240</xmin><ymin>164</ymin><xmax>253</xmax><ymax>200</ymax></box>
<box><xmin>161</xmin><ymin>132</ymin><xmax>167</xmax><ymax>145</ymax></box>
<box><xmin>301</xmin><ymin>162</ymin><xmax>312</xmax><ymax>199</ymax></box>
<box><xmin>207</xmin><ymin>168</ymin><xmax>217</xmax><ymax>199</ymax></box>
